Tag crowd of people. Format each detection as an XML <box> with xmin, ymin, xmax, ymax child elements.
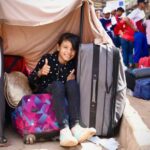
<box><xmin>96</xmin><ymin>0</ymin><xmax>150</xmax><ymax>68</ymax></box>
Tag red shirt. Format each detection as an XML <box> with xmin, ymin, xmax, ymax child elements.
<box><xmin>114</xmin><ymin>19</ymin><xmax>134</xmax><ymax>42</ymax></box>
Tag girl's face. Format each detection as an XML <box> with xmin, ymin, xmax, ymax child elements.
<box><xmin>57</xmin><ymin>40</ymin><xmax>76</xmax><ymax>64</ymax></box>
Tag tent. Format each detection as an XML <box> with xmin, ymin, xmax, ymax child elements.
<box><xmin>0</xmin><ymin>0</ymin><xmax>113</xmax><ymax>70</ymax></box>
<box><xmin>0</xmin><ymin>0</ymin><xmax>126</xmax><ymax>143</ymax></box>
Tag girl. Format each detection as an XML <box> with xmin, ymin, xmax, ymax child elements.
<box><xmin>28</xmin><ymin>33</ymin><xmax>96</xmax><ymax>147</ymax></box>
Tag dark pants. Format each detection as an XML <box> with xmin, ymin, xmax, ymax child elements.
<box><xmin>148</xmin><ymin>45</ymin><xmax>150</xmax><ymax>55</ymax></box>
<box><xmin>121</xmin><ymin>38</ymin><xmax>134</xmax><ymax>67</ymax></box>
<box><xmin>114</xmin><ymin>35</ymin><xmax>121</xmax><ymax>48</ymax></box>
<box><xmin>43</xmin><ymin>80</ymin><xmax>80</xmax><ymax>129</ymax></box>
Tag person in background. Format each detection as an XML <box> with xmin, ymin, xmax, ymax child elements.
<box><xmin>28</xmin><ymin>33</ymin><xmax>96</xmax><ymax>147</ymax></box>
<box><xmin>110</xmin><ymin>6</ymin><xmax>117</xmax><ymax>17</ymax></box>
<box><xmin>144</xmin><ymin>15</ymin><xmax>150</xmax><ymax>54</ymax></box>
<box><xmin>100</xmin><ymin>7</ymin><xmax>115</xmax><ymax>42</ymax></box>
<box><xmin>115</xmin><ymin>17</ymin><xmax>135</xmax><ymax>67</ymax></box>
<box><xmin>113</xmin><ymin>7</ymin><xmax>125</xmax><ymax>48</ymax></box>
<box><xmin>95</xmin><ymin>9</ymin><xmax>101</xmax><ymax>20</ymax></box>
<box><xmin>126</xmin><ymin>0</ymin><xmax>149</xmax><ymax>67</ymax></box>
<box><xmin>115</xmin><ymin>7</ymin><xmax>125</xmax><ymax>23</ymax></box>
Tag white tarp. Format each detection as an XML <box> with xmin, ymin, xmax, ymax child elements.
<box><xmin>0</xmin><ymin>0</ymin><xmax>113</xmax><ymax>70</ymax></box>
<box><xmin>0</xmin><ymin>0</ymin><xmax>82</xmax><ymax>26</ymax></box>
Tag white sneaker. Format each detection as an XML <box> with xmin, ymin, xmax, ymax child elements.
<box><xmin>71</xmin><ymin>124</ymin><xmax>96</xmax><ymax>143</ymax></box>
<box><xmin>59</xmin><ymin>126</ymin><xmax>78</xmax><ymax>147</ymax></box>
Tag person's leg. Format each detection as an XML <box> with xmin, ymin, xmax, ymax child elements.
<box><xmin>121</xmin><ymin>38</ymin><xmax>129</xmax><ymax>67</ymax></box>
<box><xmin>133</xmin><ymin>32</ymin><xmax>143</xmax><ymax>64</ymax></box>
<box><xmin>114</xmin><ymin>35</ymin><xmax>121</xmax><ymax>48</ymax></box>
<box><xmin>128</xmin><ymin>41</ymin><xmax>134</xmax><ymax>68</ymax></box>
<box><xmin>44</xmin><ymin>82</ymin><xmax>68</xmax><ymax>129</ymax></box>
<box><xmin>148</xmin><ymin>45</ymin><xmax>150</xmax><ymax>55</ymax></box>
<box><xmin>65</xmin><ymin>80</ymin><xmax>80</xmax><ymax>127</ymax></box>
<box><xmin>141</xmin><ymin>33</ymin><xmax>149</xmax><ymax>57</ymax></box>
<box><xmin>66</xmin><ymin>80</ymin><xmax>96</xmax><ymax>143</ymax></box>
<box><xmin>44</xmin><ymin>81</ymin><xmax>78</xmax><ymax>147</ymax></box>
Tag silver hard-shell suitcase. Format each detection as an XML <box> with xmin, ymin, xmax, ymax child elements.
<box><xmin>77</xmin><ymin>43</ymin><xmax>126</xmax><ymax>136</ymax></box>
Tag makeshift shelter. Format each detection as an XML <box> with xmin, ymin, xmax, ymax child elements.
<box><xmin>0</xmin><ymin>0</ymin><xmax>126</xmax><ymax>144</ymax></box>
<box><xmin>0</xmin><ymin>0</ymin><xmax>113</xmax><ymax>70</ymax></box>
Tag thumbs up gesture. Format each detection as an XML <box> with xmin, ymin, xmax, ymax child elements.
<box><xmin>38</xmin><ymin>59</ymin><xmax>50</xmax><ymax>77</ymax></box>
<box><xmin>67</xmin><ymin>69</ymin><xmax>75</xmax><ymax>81</ymax></box>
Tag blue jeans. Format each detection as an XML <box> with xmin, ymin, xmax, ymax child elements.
<box><xmin>121</xmin><ymin>38</ymin><xmax>134</xmax><ymax>67</ymax></box>
<box><xmin>134</xmin><ymin>32</ymin><xmax>149</xmax><ymax>63</ymax></box>
<box><xmin>148</xmin><ymin>45</ymin><xmax>150</xmax><ymax>55</ymax></box>
<box><xmin>114</xmin><ymin>35</ymin><xmax>121</xmax><ymax>48</ymax></box>
<box><xmin>43</xmin><ymin>80</ymin><xmax>80</xmax><ymax>129</ymax></box>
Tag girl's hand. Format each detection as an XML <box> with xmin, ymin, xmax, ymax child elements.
<box><xmin>38</xmin><ymin>59</ymin><xmax>50</xmax><ymax>77</ymax></box>
<box><xmin>67</xmin><ymin>69</ymin><xmax>75</xmax><ymax>81</ymax></box>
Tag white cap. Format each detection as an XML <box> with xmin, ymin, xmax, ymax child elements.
<box><xmin>103</xmin><ymin>7</ymin><xmax>111</xmax><ymax>14</ymax></box>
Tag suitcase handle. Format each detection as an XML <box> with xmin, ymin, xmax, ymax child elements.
<box><xmin>105</xmin><ymin>45</ymin><xmax>112</xmax><ymax>94</ymax></box>
<box><xmin>91</xmin><ymin>77</ymin><xmax>97</xmax><ymax>103</ymax></box>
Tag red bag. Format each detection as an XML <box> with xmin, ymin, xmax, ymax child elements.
<box><xmin>138</xmin><ymin>56</ymin><xmax>150</xmax><ymax>68</ymax></box>
<box><xmin>4</xmin><ymin>55</ymin><xmax>29</xmax><ymax>75</ymax></box>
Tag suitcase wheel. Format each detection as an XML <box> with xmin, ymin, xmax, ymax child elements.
<box><xmin>24</xmin><ymin>134</ymin><xmax>36</xmax><ymax>144</ymax></box>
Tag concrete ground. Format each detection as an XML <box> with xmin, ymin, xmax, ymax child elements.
<box><xmin>1</xmin><ymin>94</ymin><xmax>150</xmax><ymax>150</ymax></box>
<box><xmin>118</xmin><ymin>94</ymin><xmax>150</xmax><ymax>150</ymax></box>
<box><xmin>1</xmin><ymin>126</ymin><xmax>104</xmax><ymax>150</ymax></box>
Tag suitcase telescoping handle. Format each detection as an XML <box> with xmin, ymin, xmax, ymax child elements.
<box><xmin>90</xmin><ymin>44</ymin><xmax>100</xmax><ymax>127</ymax></box>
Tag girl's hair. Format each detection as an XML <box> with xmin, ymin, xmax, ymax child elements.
<box><xmin>58</xmin><ymin>33</ymin><xmax>80</xmax><ymax>52</ymax></box>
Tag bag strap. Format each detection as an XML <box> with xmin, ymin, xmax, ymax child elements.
<box><xmin>5</xmin><ymin>56</ymin><xmax>20</xmax><ymax>73</ymax></box>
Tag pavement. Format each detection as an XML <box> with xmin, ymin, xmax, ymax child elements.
<box><xmin>1</xmin><ymin>93</ymin><xmax>150</xmax><ymax>150</ymax></box>
<box><xmin>0</xmin><ymin>126</ymin><xmax>104</xmax><ymax>150</ymax></box>
<box><xmin>118</xmin><ymin>94</ymin><xmax>150</xmax><ymax>150</ymax></box>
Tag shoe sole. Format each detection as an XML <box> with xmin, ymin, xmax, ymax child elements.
<box><xmin>78</xmin><ymin>129</ymin><xmax>96</xmax><ymax>143</ymax></box>
<box><xmin>60</xmin><ymin>140</ymin><xmax>78</xmax><ymax>147</ymax></box>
